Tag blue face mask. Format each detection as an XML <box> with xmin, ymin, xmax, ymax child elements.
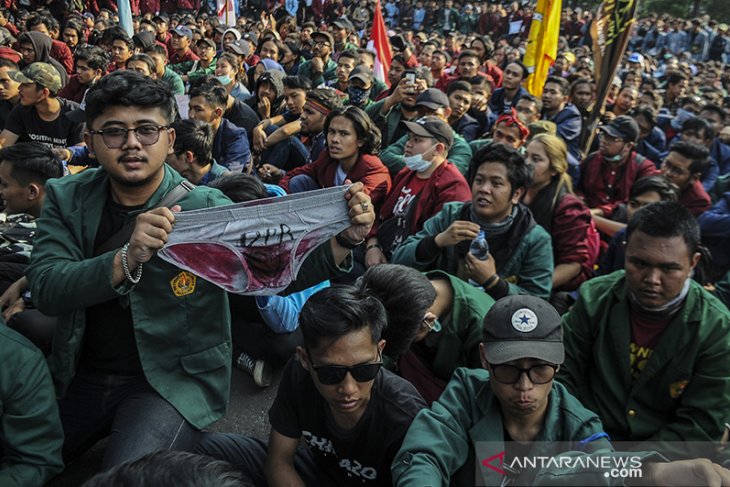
<box><xmin>404</xmin><ymin>144</ymin><xmax>437</xmax><ymax>172</ymax></box>
<box><xmin>216</xmin><ymin>74</ymin><xmax>232</xmax><ymax>85</ymax></box>
<box><xmin>348</xmin><ymin>86</ymin><xmax>371</xmax><ymax>106</ymax></box>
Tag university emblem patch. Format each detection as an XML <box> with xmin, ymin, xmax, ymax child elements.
<box><xmin>170</xmin><ymin>271</ymin><xmax>196</xmax><ymax>297</ymax></box>
<box><xmin>669</xmin><ymin>380</ymin><xmax>689</xmax><ymax>399</ymax></box>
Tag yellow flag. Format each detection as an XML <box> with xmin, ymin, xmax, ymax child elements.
<box><xmin>523</xmin><ymin>0</ymin><xmax>562</xmax><ymax>97</ymax></box>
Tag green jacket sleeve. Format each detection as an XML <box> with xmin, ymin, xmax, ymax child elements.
<box><xmin>379</xmin><ymin>134</ymin><xmax>408</xmax><ymax>175</ymax></box>
<box><xmin>0</xmin><ymin>326</ymin><xmax>64</xmax><ymax>487</ymax></box>
<box><xmin>713</xmin><ymin>269</ymin><xmax>730</xmax><ymax>308</ymax></box>
<box><xmin>447</xmin><ymin>134</ymin><xmax>473</xmax><ymax>176</ymax></box>
<box><xmin>390</xmin><ymin>204</ymin><xmax>459</xmax><ymax>270</ymax></box>
<box><xmin>392</xmin><ymin>368</ymin><xmax>477</xmax><ymax>485</ymax></box>
<box><xmin>556</xmin><ymin>286</ymin><xmax>594</xmax><ymax>401</ymax></box>
<box><xmin>503</xmin><ymin>226</ymin><xmax>554</xmax><ymax>299</ymax></box>
<box><xmin>187</xmin><ymin>59</ymin><xmax>217</xmax><ymax>84</ymax></box>
<box><xmin>283</xmin><ymin>242</ymin><xmax>352</xmax><ymax>295</ymax></box>
<box><xmin>169</xmin><ymin>60</ymin><xmax>194</xmax><ymax>75</ymax></box>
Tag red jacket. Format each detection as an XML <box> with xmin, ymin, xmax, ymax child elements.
<box><xmin>280</xmin><ymin>152</ymin><xmax>392</xmax><ymax>207</ymax></box>
<box><xmin>170</xmin><ymin>48</ymin><xmax>199</xmax><ymax>65</ymax></box>
<box><xmin>370</xmin><ymin>160</ymin><xmax>471</xmax><ymax>238</ymax></box>
<box><xmin>51</xmin><ymin>40</ymin><xmax>74</xmax><ymax>75</ymax></box>
<box><xmin>58</xmin><ymin>75</ymin><xmax>89</xmax><ymax>104</ymax></box>
<box><xmin>679</xmin><ymin>179</ymin><xmax>711</xmax><ymax>217</ymax></box>
<box><xmin>578</xmin><ymin>151</ymin><xmax>659</xmax><ymax>218</ymax></box>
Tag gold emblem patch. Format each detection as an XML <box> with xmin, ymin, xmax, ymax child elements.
<box><xmin>170</xmin><ymin>271</ymin><xmax>196</xmax><ymax>297</ymax></box>
<box><xmin>669</xmin><ymin>380</ymin><xmax>689</xmax><ymax>399</ymax></box>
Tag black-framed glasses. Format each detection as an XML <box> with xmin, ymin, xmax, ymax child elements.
<box><xmin>89</xmin><ymin>124</ymin><xmax>170</xmax><ymax>149</ymax></box>
<box><xmin>488</xmin><ymin>363</ymin><xmax>558</xmax><ymax>385</ymax></box>
<box><xmin>306</xmin><ymin>348</ymin><xmax>383</xmax><ymax>385</ymax></box>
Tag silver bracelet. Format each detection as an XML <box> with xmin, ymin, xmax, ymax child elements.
<box><xmin>121</xmin><ymin>243</ymin><xmax>143</xmax><ymax>284</ymax></box>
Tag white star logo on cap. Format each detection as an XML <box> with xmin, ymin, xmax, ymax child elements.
<box><xmin>511</xmin><ymin>308</ymin><xmax>538</xmax><ymax>333</ymax></box>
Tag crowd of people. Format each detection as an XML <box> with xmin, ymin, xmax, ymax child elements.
<box><xmin>1</xmin><ymin>1</ymin><xmax>730</xmax><ymax>486</ymax></box>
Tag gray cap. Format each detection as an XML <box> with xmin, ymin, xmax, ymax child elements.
<box><xmin>401</xmin><ymin>116</ymin><xmax>454</xmax><ymax>147</ymax></box>
<box><xmin>482</xmin><ymin>295</ymin><xmax>564</xmax><ymax>365</ymax></box>
<box><xmin>349</xmin><ymin>65</ymin><xmax>373</xmax><ymax>86</ymax></box>
<box><xmin>415</xmin><ymin>88</ymin><xmax>450</xmax><ymax>110</ymax></box>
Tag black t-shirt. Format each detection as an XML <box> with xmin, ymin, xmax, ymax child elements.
<box><xmin>269</xmin><ymin>358</ymin><xmax>426</xmax><ymax>486</ymax></box>
<box><xmin>81</xmin><ymin>196</ymin><xmax>144</xmax><ymax>375</ymax></box>
<box><xmin>225</xmin><ymin>98</ymin><xmax>260</xmax><ymax>142</ymax></box>
<box><xmin>0</xmin><ymin>99</ymin><xmax>18</xmax><ymax>131</ymax></box>
<box><xmin>4</xmin><ymin>98</ymin><xmax>83</xmax><ymax>148</ymax></box>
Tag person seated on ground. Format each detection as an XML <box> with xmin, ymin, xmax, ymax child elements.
<box><xmin>521</xmin><ymin>134</ymin><xmax>599</xmax><ymax>298</ymax></box>
<box><xmin>362</xmin><ymin>264</ymin><xmax>494</xmax><ymax>405</ymax></box>
<box><xmin>105</xmin><ymin>28</ymin><xmax>134</xmax><ymax>73</ymax></box>
<box><xmin>82</xmin><ymin>450</ymin><xmax>251</xmax><ymax>487</ymax></box>
<box><xmin>392</xmin><ymin>294</ymin><xmax>730</xmax><ymax>486</ymax></box>
<box><xmin>57</xmin><ymin>45</ymin><xmax>108</xmax><ymax>104</ymax></box>
<box><xmin>345</xmin><ymin>65</ymin><xmax>375</xmax><ymax>110</ymax></box>
<box><xmin>0</xmin><ymin>319</ymin><xmax>64</xmax><ymax>487</ymax></box>
<box><xmin>0</xmin><ymin>58</ymin><xmax>20</xmax><ymax>131</ymax></box>
<box><xmin>540</xmin><ymin>76</ymin><xmax>582</xmax><ymax>180</ymax></box>
<box><xmin>365</xmin><ymin>66</ymin><xmax>429</xmax><ymax>149</ymax></box>
<box><xmin>487</xmin><ymin>61</ymin><xmax>529</xmax><ymax>115</ymax></box>
<box><xmin>466</xmin><ymin>75</ymin><xmax>496</xmax><ymax>135</ymax></box>
<box><xmin>24</xmin><ymin>70</ymin><xmax>376</xmax><ymax>470</ymax></box>
<box><xmin>297</xmin><ymin>31</ymin><xmax>337</xmax><ymax>88</ymax></box>
<box><xmin>435</xmin><ymin>49</ymin><xmax>485</xmax><ymax>93</ymax></box>
<box><xmin>145</xmin><ymin>44</ymin><xmax>185</xmax><ymax>95</ymax></box>
<box><xmin>214</xmin><ymin>52</ymin><xmax>251</xmax><ymax>102</ymax></box>
<box><xmin>469</xmin><ymin>109</ymin><xmax>531</xmax><ymax>157</ymax></box>
<box><xmin>578</xmin><ymin>115</ymin><xmax>659</xmax><ymax>221</ymax></box>
<box><xmin>632</xmin><ymin>104</ymin><xmax>666</xmax><ymax>164</ymax></box>
<box><xmin>659</xmin><ymin>140</ymin><xmax>711</xmax><ymax>216</ymax></box>
<box><xmin>168</xmin><ymin>25</ymin><xmax>199</xmax><ymax>65</ymax></box>
<box><xmin>392</xmin><ymin>143</ymin><xmax>554</xmax><ymax>300</ymax></box>
<box><xmin>446</xmin><ymin>81</ymin><xmax>479</xmax><ymax>143</ymax></box>
<box><xmin>606</xmin><ymin>84</ymin><xmax>639</xmax><ymax>118</ymax></box>
<box><xmin>125</xmin><ymin>53</ymin><xmax>157</xmax><ymax>79</ymax></box>
<box><xmin>379</xmin><ymin>88</ymin><xmax>473</xmax><ymax>177</ymax></box>
<box><xmin>279</xmin><ymin>106</ymin><xmax>392</xmax><ymax>205</ymax></box>
<box><xmin>166</xmin><ymin>119</ymin><xmax>228</xmax><ymax>186</ymax></box>
<box><xmin>323</xmin><ymin>48</ymin><xmax>357</xmax><ymax>93</ymax></box>
<box><xmin>195</xmin><ymin>285</ymin><xmax>426</xmax><ymax>486</ymax></box>
<box><xmin>514</xmin><ymin>93</ymin><xmax>541</xmax><ymax>127</ymax></box>
<box><xmin>0</xmin><ymin>62</ymin><xmax>83</xmax><ymax>149</ymax></box>
<box><xmin>16</xmin><ymin>31</ymin><xmax>68</xmax><ymax>87</ymax></box>
<box><xmin>598</xmin><ymin>175</ymin><xmax>679</xmax><ymax>275</ymax></box>
<box><xmin>257</xmin><ymin>88</ymin><xmax>344</xmax><ymax>184</ymax></box>
<box><xmin>245</xmin><ymin>67</ymin><xmax>286</xmax><ymax>123</ymax></box>
<box><xmin>698</xmin><ymin>189</ymin><xmax>730</xmax><ymax>283</ymax></box>
<box><xmin>672</xmin><ymin>116</ymin><xmax>722</xmax><ymax>192</ymax></box>
<box><xmin>698</xmin><ymin>104</ymin><xmax>730</xmax><ymax>177</ymax></box>
<box><xmin>713</xmin><ymin>269</ymin><xmax>730</xmax><ymax>309</ymax></box>
<box><xmin>559</xmin><ymin>202</ymin><xmax>730</xmax><ymax>460</ymax></box>
<box><xmin>172</xmin><ymin>37</ymin><xmax>217</xmax><ymax>85</ymax></box>
<box><xmin>188</xmin><ymin>79</ymin><xmax>251</xmax><ymax>173</ymax></box>
<box><xmin>365</xmin><ymin>116</ymin><xmax>470</xmax><ymax>266</ymax></box>
<box><xmin>251</xmin><ymin>75</ymin><xmax>310</xmax><ymax>164</ymax></box>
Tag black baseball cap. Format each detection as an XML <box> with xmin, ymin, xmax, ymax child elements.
<box><xmin>401</xmin><ymin>116</ymin><xmax>454</xmax><ymax>147</ymax></box>
<box><xmin>482</xmin><ymin>295</ymin><xmax>564</xmax><ymax>365</ymax></box>
<box><xmin>415</xmin><ymin>88</ymin><xmax>450</xmax><ymax>110</ymax></box>
<box><xmin>600</xmin><ymin>115</ymin><xmax>640</xmax><ymax>143</ymax></box>
<box><xmin>333</xmin><ymin>17</ymin><xmax>354</xmax><ymax>32</ymax></box>
<box><xmin>349</xmin><ymin>65</ymin><xmax>374</xmax><ymax>86</ymax></box>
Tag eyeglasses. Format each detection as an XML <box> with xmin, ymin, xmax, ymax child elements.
<box><xmin>307</xmin><ymin>349</ymin><xmax>383</xmax><ymax>385</ymax></box>
<box><xmin>598</xmin><ymin>133</ymin><xmax>625</xmax><ymax>144</ymax></box>
<box><xmin>488</xmin><ymin>363</ymin><xmax>557</xmax><ymax>385</ymax></box>
<box><xmin>89</xmin><ymin>124</ymin><xmax>170</xmax><ymax>149</ymax></box>
<box><xmin>314</xmin><ymin>40</ymin><xmax>331</xmax><ymax>47</ymax></box>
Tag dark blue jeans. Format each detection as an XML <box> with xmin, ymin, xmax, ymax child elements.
<box><xmin>195</xmin><ymin>433</ymin><xmax>319</xmax><ymax>487</ymax></box>
<box><xmin>261</xmin><ymin>125</ymin><xmax>310</xmax><ymax>172</ymax></box>
<box><xmin>59</xmin><ymin>367</ymin><xmax>199</xmax><ymax>469</ymax></box>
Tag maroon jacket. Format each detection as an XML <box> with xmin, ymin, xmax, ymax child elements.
<box><xmin>279</xmin><ymin>152</ymin><xmax>392</xmax><ymax>207</ymax></box>
<box><xmin>57</xmin><ymin>75</ymin><xmax>89</xmax><ymax>104</ymax></box>
<box><xmin>51</xmin><ymin>40</ymin><xmax>74</xmax><ymax>75</ymax></box>
<box><xmin>578</xmin><ymin>151</ymin><xmax>659</xmax><ymax>218</ymax></box>
<box><xmin>679</xmin><ymin>179</ymin><xmax>711</xmax><ymax>217</ymax></box>
<box><xmin>370</xmin><ymin>160</ymin><xmax>471</xmax><ymax>239</ymax></box>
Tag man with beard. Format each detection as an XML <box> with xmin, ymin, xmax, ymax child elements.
<box><xmin>298</xmin><ymin>31</ymin><xmax>337</xmax><ymax>88</ymax></box>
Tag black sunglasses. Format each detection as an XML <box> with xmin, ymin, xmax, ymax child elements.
<box><xmin>306</xmin><ymin>348</ymin><xmax>383</xmax><ymax>385</ymax></box>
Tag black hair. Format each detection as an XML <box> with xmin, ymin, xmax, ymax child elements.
<box><xmin>468</xmin><ymin>143</ymin><xmax>533</xmax><ymax>195</ymax></box>
<box><xmin>84</xmin><ymin>70</ymin><xmax>176</xmax><ymax>126</ymax></box>
<box><xmin>414</xmin><ymin>66</ymin><xmax>434</xmax><ymax>87</ymax></box>
<box><xmin>471</xmin><ymin>36</ymin><xmax>494</xmax><ymax>60</ymax></box>
<box><xmin>700</xmin><ymin>103</ymin><xmax>726</xmax><ymax>123</ymax></box>
<box><xmin>63</xmin><ymin>18</ymin><xmax>85</xmax><ymax>39</ymax></box>
<box><xmin>681</xmin><ymin>116</ymin><xmax>715</xmax><ymax>141</ymax></box>
<box><xmin>102</xmin><ymin>26</ymin><xmax>134</xmax><ymax>50</ymax></box>
<box><xmin>447</xmin><ymin>80</ymin><xmax>472</xmax><ymax>96</ymax></box>
<box><xmin>356</xmin><ymin>48</ymin><xmax>376</xmax><ymax>65</ymax></box>
<box><xmin>506</xmin><ymin>60</ymin><xmax>530</xmax><ymax>79</ymax></box>
<box><xmin>256</xmin><ymin>37</ymin><xmax>284</xmax><ymax>61</ymax></box>
<box><xmin>171</xmin><ymin>119</ymin><xmax>213</xmax><ymax>167</ymax></box>
<box><xmin>208</xmin><ymin>173</ymin><xmax>268</xmax><ymax>203</ymax></box>
<box><xmin>145</xmin><ymin>43</ymin><xmax>168</xmax><ymax>59</ymax></box>
<box><xmin>666</xmin><ymin>71</ymin><xmax>688</xmax><ymax>86</ymax></box>
<box><xmin>0</xmin><ymin>58</ymin><xmax>18</xmax><ymax>70</ymax></box>
<box><xmin>75</xmin><ymin>45</ymin><xmax>110</xmax><ymax>72</ymax></box>
<box><xmin>188</xmin><ymin>80</ymin><xmax>228</xmax><ymax>109</ymax></box>
<box><xmin>626</xmin><ymin>201</ymin><xmax>700</xmax><ymax>255</ymax></box>
<box><xmin>668</xmin><ymin>140</ymin><xmax>710</xmax><ymax>175</ymax></box>
<box><xmin>338</xmin><ymin>49</ymin><xmax>358</xmax><ymax>62</ymax></box>
<box><xmin>357</xmin><ymin>264</ymin><xmax>436</xmax><ymax>358</ymax></box>
<box><xmin>139</xmin><ymin>18</ymin><xmax>157</xmax><ymax>30</ymax></box>
<box><xmin>631</xmin><ymin>105</ymin><xmax>657</xmax><ymax>127</ymax></box>
<box><xmin>299</xmin><ymin>285</ymin><xmax>387</xmax><ymax>351</ymax></box>
<box><xmin>306</xmin><ymin>87</ymin><xmax>344</xmax><ymax>111</ymax></box>
<box><xmin>324</xmin><ymin>106</ymin><xmax>381</xmax><ymax>155</ymax></box>
<box><xmin>0</xmin><ymin>142</ymin><xmax>63</xmax><ymax>185</ymax></box>
<box><xmin>25</xmin><ymin>13</ymin><xmax>55</xmax><ymax>32</ymax></box>
<box><xmin>282</xmin><ymin>75</ymin><xmax>311</xmax><ymax>91</ymax></box>
<box><xmin>629</xmin><ymin>175</ymin><xmax>678</xmax><ymax>201</ymax></box>
<box><xmin>544</xmin><ymin>76</ymin><xmax>570</xmax><ymax>96</ymax></box>
<box><xmin>458</xmin><ymin>49</ymin><xmax>480</xmax><ymax>62</ymax></box>
<box><xmin>518</xmin><ymin>93</ymin><xmax>543</xmax><ymax>113</ymax></box>
<box><xmin>126</xmin><ymin>53</ymin><xmax>156</xmax><ymax>75</ymax></box>
<box><xmin>81</xmin><ymin>450</ymin><xmax>252</xmax><ymax>487</ymax></box>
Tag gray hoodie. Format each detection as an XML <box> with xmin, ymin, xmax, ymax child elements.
<box><xmin>18</xmin><ymin>32</ymin><xmax>68</xmax><ymax>88</ymax></box>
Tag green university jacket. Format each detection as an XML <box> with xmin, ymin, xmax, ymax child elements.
<box><xmin>392</xmin><ymin>368</ymin><xmax>655</xmax><ymax>486</ymax></box>
<box><xmin>0</xmin><ymin>323</ymin><xmax>64</xmax><ymax>487</ymax></box>
<box><xmin>391</xmin><ymin>202</ymin><xmax>554</xmax><ymax>299</ymax></box>
<box><xmin>26</xmin><ymin>166</ymin><xmax>345</xmax><ymax>429</ymax></box>
<box><xmin>559</xmin><ymin>271</ymin><xmax>730</xmax><ymax>459</ymax></box>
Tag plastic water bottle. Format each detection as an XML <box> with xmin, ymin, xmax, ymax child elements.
<box><xmin>468</xmin><ymin>230</ymin><xmax>489</xmax><ymax>286</ymax></box>
<box><xmin>470</xmin><ymin>230</ymin><xmax>489</xmax><ymax>260</ymax></box>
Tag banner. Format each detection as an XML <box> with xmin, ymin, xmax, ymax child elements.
<box><xmin>522</xmin><ymin>0</ymin><xmax>561</xmax><ymax>97</ymax></box>
<box><xmin>581</xmin><ymin>0</ymin><xmax>638</xmax><ymax>154</ymax></box>
<box><xmin>366</xmin><ymin>0</ymin><xmax>393</xmax><ymax>87</ymax></box>
<box><xmin>217</xmin><ymin>0</ymin><xmax>237</xmax><ymax>27</ymax></box>
<box><xmin>117</xmin><ymin>0</ymin><xmax>134</xmax><ymax>38</ymax></box>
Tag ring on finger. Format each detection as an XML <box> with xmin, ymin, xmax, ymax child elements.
<box><xmin>360</xmin><ymin>202</ymin><xmax>369</xmax><ymax>212</ymax></box>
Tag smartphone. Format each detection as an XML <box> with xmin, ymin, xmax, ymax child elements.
<box><xmin>404</xmin><ymin>71</ymin><xmax>416</xmax><ymax>85</ymax></box>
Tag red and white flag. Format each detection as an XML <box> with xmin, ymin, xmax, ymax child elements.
<box><xmin>366</xmin><ymin>0</ymin><xmax>392</xmax><ymax>86</ymax></box>
<box><xmin>217</xmin><ymin>0</ymin><xmax>236</xmax><ymax>27</ymax></box>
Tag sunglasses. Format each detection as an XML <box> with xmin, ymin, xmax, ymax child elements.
<box><xmin>306</xmin><ymin>348</ymin><xmax>383</xmax><ymax>385</ymax></box>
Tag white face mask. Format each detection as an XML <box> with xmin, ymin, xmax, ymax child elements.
<box><xmin>216</xmin><ymin>74</ymin><xmax>232</xmax><ymax>85</ymax></box>
<box><xmin>404</xmin><ymin>144</ymin><xmax>437</xmax><ymax>172</ymax></box>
